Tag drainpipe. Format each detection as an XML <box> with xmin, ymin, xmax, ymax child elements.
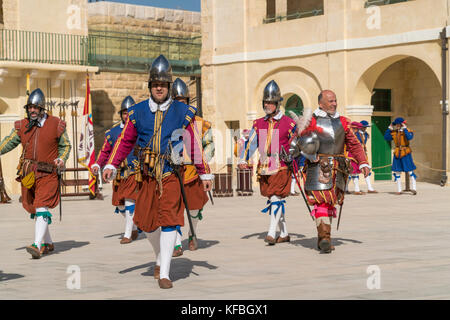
<box><xmin>440</xmin><ymin>27</ymin><xmax>448</xmax><ymax>186</ymax></box>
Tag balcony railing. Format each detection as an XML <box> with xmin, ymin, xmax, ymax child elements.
<box><xmin>0</xmin><ymin>29</ymin><xmax>89</xmax><ymax>65</ymax></box>
<box><xmin>364</xmin><ymin>0</ymin><xmax>412</xmax><ymax>8</ymax></box>
<box><xmin>263</xmin><ymin>8</ymin><xmax>324</xmax><ymax>24</ymax></box>
<box><xmin>0</xmin><ymin>29</ymin><xmax>202</xmax><ymax>75</ymax></box>
<box><xmin>88</xmin><ymin>30</ymin><xmax>202</xmax><ymax>75</ymax></box>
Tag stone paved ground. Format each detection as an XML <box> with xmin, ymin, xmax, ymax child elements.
<box><xmin>0</xmin><ymin>180</ymin><xmax>449</xmax><ymax>300</ymax></box>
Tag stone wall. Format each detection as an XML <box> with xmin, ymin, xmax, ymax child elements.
<box><xmin>88</xmin><ymin>1</ymin><xmax>201</xmax><ymax>37</ymax></box>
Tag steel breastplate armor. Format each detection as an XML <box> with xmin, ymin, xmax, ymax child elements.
<box><xmin>305</xmin><ymin>115</ymin><xmax>346</xmax><ymax>191</ymax></box>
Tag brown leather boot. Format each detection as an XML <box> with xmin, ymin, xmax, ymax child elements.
<box><xmin>317</xmin><ymin>222</ymin><xmax>332</xmax><ymax>253</ymax></box>
<box><xmin>131</xmin><ymin>230</ymin><xmax>139</xmax><ymax>240</ymax></box>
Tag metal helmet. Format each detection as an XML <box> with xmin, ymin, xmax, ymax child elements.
<box><xmin>118</xmin><ymin>96</ymin><xmax>135</xmax><ymax>114</ymax></box>
<box><xmin>298</xmin><ymin>131</ymin><xmax>320</xmax><ymax>155</ymax></box>
<box><xmin>171</xmin><ymin>78</ymin><xmax>189</xmax><ymax>102</ymax></box>
<box><xmin>262</xmin><ymin>80</ymin><xmax>283</xmax><ymax>104</ymax></box>
<box><xmin>148</xmin><ymin>54</ymin><xmax>173</xmax><ymax>85</ymax></box>
<box><xmin>25</xmin><ymin>88</ymin><xmax>46</xmax><ymax>110</ymax></box>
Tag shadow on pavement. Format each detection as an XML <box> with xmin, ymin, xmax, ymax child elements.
<box><xmin>180</xmin><ymin>238</ymin><xmax>219</xmax><ymax>250</ymax></box>
<box><xmin>118</xmin><ymin>258</ymin><xmax>218</xmax><ymax>282</ymax></box>
<box><xmin>104</xmin><ymin>232</ymin><xmax>146</xmax><ymax>242</ymax></box>
<box><xmin>0</xmin><ymin>270</ymin><xmax>25</xmax><ymax>282</ymax></box>
<box><xmin>290</xmin><ymin>237</ymin><xmax>363</xmax><ymax>250</ymax></box>
<box><xmin>16</xmin><ymin>240</ymin><xmax>90</xmax><ymax>254</ymax></box>
<box><xmin>241</xmin><ymin>232</ymin><xmax>306</xmax><ymax>241</ymax></box>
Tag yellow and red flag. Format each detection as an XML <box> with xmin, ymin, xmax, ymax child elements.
<box><xmin>77</xmin><ymin>73</ymin><xmax>96</xmax><ymax>196</ymax></box>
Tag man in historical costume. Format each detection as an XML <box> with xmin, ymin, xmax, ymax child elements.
<box><xmin>290</xmin><ymin>90</ymin><xmax>370</xmax><ymax>253</ymax></box>
<box><xmin>170</xmin><ymin>78</ymin><xmax>215</xmax><ymax>257</ymax></box>
<box><xmin>239</xmin><ymin>80</ymin><xmax>297</xmax><ymax>245</ymax></box>
<box><xmin>0</xmin><ymin>88</ymin><xmax>71</xmax><ymax>259</ymax></box>
<box><xmin>347</xmin><ymin>121</ymin><xmax>377</xmax><ymax>195</ymax></box>
<box><xmin>92</xmin><ymin>96</ymin><xmax>139</xmax><ymax>244</ymax></box>
<box><xmin>102</xmin><ymin>55</ymin><xmax>213</xmax><ymax>289</ymax></box>
<box><xmin>384</xmin><ymin>117</ymin><xmax>417</xmax><ymax>195</ymax></box>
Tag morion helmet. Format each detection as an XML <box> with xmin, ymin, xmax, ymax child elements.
<box><xmin>262</xmin><ymin>80</ymin><xmax>283</xmax><ymax>111</ymax></box>
<box><xmin>171</xmin><ymin>78</ymin><xmax>189</xmax><ymax>103</ymax></box>
<box><xmin>148</xmin><ymin>54</ymin><xmax>173</xmax><ymax>86</ymax></box>
<box><xmin>118</xmin><ymin>96</ymin><xmax>135</xmax><ymax>114</ymax></box>
<box><xmin>25</xmin><ymin>88</ymin><xmax>46</xmax><ymax>110</ymax></box>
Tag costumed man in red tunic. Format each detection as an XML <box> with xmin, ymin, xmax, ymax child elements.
<box><xmin>102</xmin><ymin>55</ymin><xmax>212</xmax><ymax>289</ymax></box>
<box><xmin>171</xmin><ymin>78</ymin><xmax>215</xmax><ymax>256</ymax></box>
<box><xmin>0</xmin><ymin>89</ymin><xmax>71</xmax><ymax>259</ymax></box>
<box><xmin>92</xmin><ymin>96</ymin><xmax>140</xmax><ymax>244</ymax></box>
<box><xmin>239</xmin><ymin>80</ymin><xmax>297</xmax><ymax>245</ymax></box>
<box><xmin>290</xmin><ymin>90</ymin><xmax>370</xmax><ymax>253</ymax></box>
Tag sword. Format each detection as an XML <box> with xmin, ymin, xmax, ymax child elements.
<box><xmin>57</xmin><ymin>165</ymin><xmax>63</xmax><ymax>221</ymax></box>
<box><xmin>281</xmin><ymin>146</ymin><xmax>314</xmax><ymax>221</ymax></box>
<box><xmin>337</xmin><ymin>168</ymin><xmax>350</xmax><ymax>231</ymax></box>
<box><xmin>167</xmin><ymin>141</ymin><xmax>198</xmax><ymax>249</ymax></box>
<box><xmin>208</xmin><ymin>190</ymin><xmax>214</xmax><ymax>205</ymax></box>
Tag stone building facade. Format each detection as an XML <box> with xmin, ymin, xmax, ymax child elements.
<box><xmin>200</xmin><ymin>0</ymin><xmax>450</xmax><ymax>185</ymax></box>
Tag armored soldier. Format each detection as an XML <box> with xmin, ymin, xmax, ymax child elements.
<box><xmin>290</xmin><ymin>90</ymin><xmax>369</xmax><ymax>253</ymax></box>
<box><xmin>102</xmin><ymin>55</ymin><xmax>212</xmax><ymax>289</ymax></box>
<box><xmin>0</xmin><ymin>88</ymin><xmax>71</xmax><ymax>259</ymax></box>
<box><xmin>384</xmin><ymin>117</ymin><xmax>417</xmax><ymax>195</ymax></box>
<box><xmin>170</xmin><ymin>78</ymin><xmax>215</xmax><ymax>257</ymax></box>
<box><xmin>239</xmin><ymin>80</ymin><xmax>297</xmax><ymax>245</ymax></box>
<box><xmin>92</xmin><ymin>96</ymin><xmax>139</xmax><ymax>244</ymax></box>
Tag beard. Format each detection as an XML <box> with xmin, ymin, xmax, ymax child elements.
<box><xmin>264</xmin><ymin>107</ymin><xmax>277</xmax><ymax>116</ymax></box>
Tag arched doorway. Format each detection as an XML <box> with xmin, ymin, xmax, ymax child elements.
<box><xmin>283</xmin><ymin>94</ymin><xmax>304</xmax><ymax>117</ymax></box>
<box><xmin>362</xmin><ymin>57</ymin><xmax>442</xmax><ymax>183</ymax></box>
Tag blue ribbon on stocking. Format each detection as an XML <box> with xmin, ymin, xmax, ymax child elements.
<box><xmin>261</xmin><ymin>200</ymin><xmax>286</xmax><ymax>217</ymax></box>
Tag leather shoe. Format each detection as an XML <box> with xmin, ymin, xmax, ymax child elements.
<box><xmin>276</xmin><ymin>235</ymin><xmax>290</xmax><ymax>243</ymax></box>
<box><xmin>26</xmin><ymin>244</ymin><xmax>41</xmax><ymax>259</ymax></box>
<box><xmin>158</xmin><ymin>278</ymin><xmax>173</xmax><ymax>289</ymax></box>
<box><xmin>40</xmin><ymin>243</ymin><xmax>55</xmax><ymax>255</ymax></box>
<box><xmin>120</xmin><ymin>237</ymin><xmax>132</xmax><ymax>244</ymax></box>
<box><xmin>188</xmin><ymin>237</ymin><xmax>197</xmax><ymax>251</ymax></box>
<box><xmin>411</xmin><ymin>190</ymin><xmax>417</xmax><ymax>195</ymax></box>
<box><xmin>131</xmin><ymin>230</ymin><xmax>139</xmax><ymax>240</ymax></box>
<box><xmin>172</xmin><ymin>247</ymin><xmax>183</xmax><ymax>257</ymax></box>
<box><xmin>353</xmin><ymin>191</ymin><xmax>365</xmax><ymax>195</ymax></box>
<box><xmin>264</xmin><ymin>235</ymin><xmax>276</xmax><ymax>245</ymax></box>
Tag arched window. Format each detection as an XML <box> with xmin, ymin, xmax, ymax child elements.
<box><xmin>284</xmin><ymin>94</ymin><xmax>304</xmax><ymax>117</ymax></box>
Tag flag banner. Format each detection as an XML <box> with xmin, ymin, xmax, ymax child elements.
<box><xmin>77</xmin><ymin>73</ymin><xmax>96</xmax><ymax>196</ymax></box>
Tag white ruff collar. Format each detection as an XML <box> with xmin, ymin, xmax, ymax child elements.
<box><xmin>313</xmin><ymin>108</ymin><xmax>340</xmax><ymax>119</ymax></box>
<box><xmin>148</xmin><ymin>96</ymin><xmax>173</xmax><ymax>113</ymax></box>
